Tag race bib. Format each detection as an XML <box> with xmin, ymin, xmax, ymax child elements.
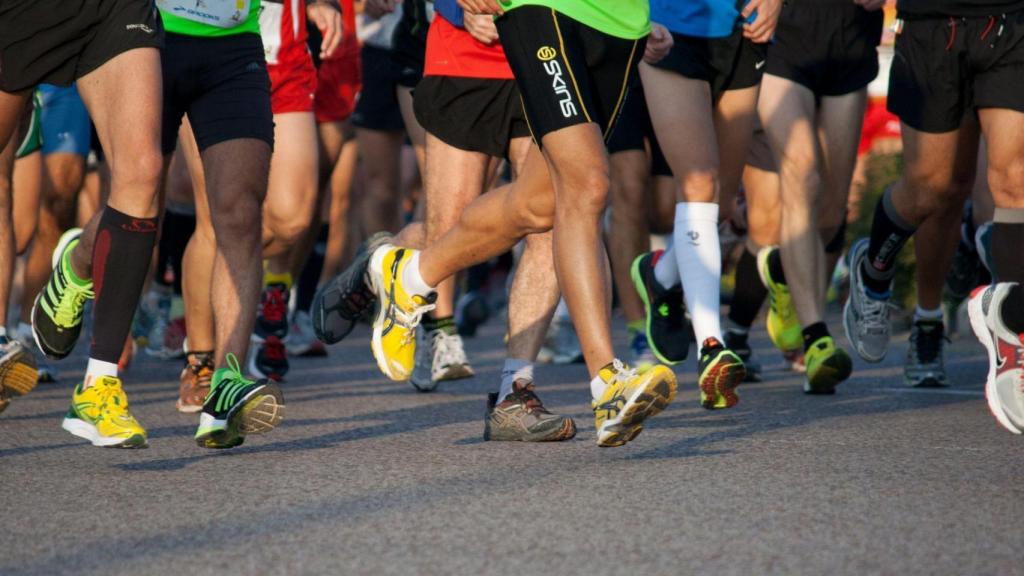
<box><xmin>259</xmin><ymin>1</ymin><xmax>283</xmax><ymax>64</ymax></box>
<box><xmin>157</xmin><ymin>0</ymin><xmax>252</xmax><ymax>29</ymax></box>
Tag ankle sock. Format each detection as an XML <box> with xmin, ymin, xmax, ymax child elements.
<box><xmin>1000</xmin><ymin>283</ymin><xmax>1024</xmax><ymax>334</ymax></box>
<box><xmin>914</xmin><ymin>306</ymin><xmax>943</xmax><ymax>322</ymax></box>
<box><xmin>84</xmin><ymin>358</ymin><xmax>118</xmax><ymax>388</ymax></box>
<box><xmin>991</xmin><ymin>209</ymin><xmax>1024</xmax><ymax>284</ymax></box>
<box><xmin>863</xmin><ymin>187</ymin><xmax>916</xmax><ymax>294</ymax></box>
<box><xmin>423</xmin><ymin>315</ymin><xmax>456</xmax><ymax>335</ymax></box>
<box><xmin>499</xmin><ymin>359</ymin><xmax>533</xmax><ymax>401</ymax></box>
<box><xmin>727</xmin><ymin>246</ymin><xmax>767</xmax><ymax>329</ymax></box>
<box><xmin>672</xmin><ymin>202</ymin><xmax>723</xmax><ymax>344</ymax></box>
<box><xmin>801</xmin><ymin>322</ymin><xmax>830</xmax><ymax>352</ymax></box>
<box><xmin>401</xmin><ymin>250</ymin><xmax>434</xmax><ymax>296</ymax></box>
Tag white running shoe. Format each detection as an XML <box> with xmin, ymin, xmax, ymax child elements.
<box><xmin>968</xmin><ymin>283</ymin><xmax>1024</xmax><ymax>434</ymax></box>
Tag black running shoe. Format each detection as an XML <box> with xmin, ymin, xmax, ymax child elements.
<box><xmin>630</xmin><ymin>250</ymin><xmax>690</xmax><ymax>364</ymax></box>
<box><xmin>248</xmin><ymin>335</ymin><xmax>289</xmax><ymax>382</ymax></box>
<box><xmin>312</xmin><ymin>232</ymin><xmax>393</xmax><ymax>344</ymax></box>
<box><xmin>32</xmin><ymin>229</ymin><xmax>92</xmax><ymax>360</ymax></box>
<box><xmin>195</xmin><ymin>354</ymin><xmax>284</xmax><ymax>449</ymax></box>
<box><xmin>484</xmin><ymin>381</ymin><xmax>576</xmax><ymax>442</ymax></box>
<box><xmin>255</xmin><ymin>283</ymin><xmax>290</xmax><ymax>340</ymax></box>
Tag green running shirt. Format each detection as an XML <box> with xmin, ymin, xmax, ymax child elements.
<box><xmin>158</xmin><ymin>0</ymin><xmax>261</xmax><ymax>37</ymax></box>
<box><xmin>498</xmin><ymin>0</ymin><xmax>650</xmax><ymax>39</ymax></box>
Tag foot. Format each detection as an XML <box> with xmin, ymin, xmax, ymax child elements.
<box><xmin>843</xmin><ymin>238</ymin><xmax>893</xmax><ymax>363</ymax></box>
<box><xmin>367</xmin><ymin>245</ymin><xmax>436</xmax><ymax>381</ymax></box>
<box><xmin>62</xmin><ymin>376</ymin><xmax>147</xmax><ymax>448</ymax></box>
<box><xmin>248</xmin><ymin>335</ymin><xmax>289</xmax><ymax>382</ymax></box>
<box><xmin>484</xmin><ymin>380</ymin><xmax>576</xmax><ymax>442</ymax></box>
<box><xmin>697</xmin><ymin>338</ymin><xmax>745</xmax><ymax>409</ymax></box>
<box><xmin>756</xmin><ymin>247</ymin><xmax>802</xmax><ymax>353</ymax></box>
<box><xmin>803</xmin><ymin>336</ymin><xmax>853</xmax><ymax>395</ymax></box>
<box><xmin>410</xmin><ymin>327</ymin><xmax>474</xmax><ymax>392</ymax></box>
<box><xmin>904</xmin><ymin>319</ymin><xmax>947</xmax><ymax>388</ymax></box>
<box><xmin>15</xmin><ymin>326</ymin><xmax>56</xmax><ymax>382</ymax></box>
<box><xmin>0</xmin><ymin>336</ymin><xmax>38</xmax><ymax>399</ymax></box>
<box><xmin>195</xmin><ymin>353</ymin><xmax>285</xmax><ymax>448</ymax></box>
<box><xmin>255</xmin><ymin>282</ymin><xmax>289</xmax><ymax>340</ymax></box>
<box><xmin>286</xmin><ymin>310</ymin><xmax>327</xmax><ymax>357</ymax></box>
<box><xmin>178</xmin><ymin>351</ymin><xmax>214</xmax><ymax>413</ymax></box>
<box><xmin>968</xmin><ymin>284</ymin><xmax>1024</xmax><ymax>434</ymax></box>
<box><xmin>592</xmin><ymin>360</ymin><xmax>677</xmax><ymax>447</ymax></box>
<box><xmin>312</xmin><ymin>232</ymin><xmax>393</xmax><ymax>344</ymax></box>
<box><xmin>630</xmin><ymin>250</ymin><xmax>690</xmax><ymax>364</ymax></box>
<box><xmin>32</xmin><ymin>229</ymin><xmax>92</xmax><ymax>360</ymax></box>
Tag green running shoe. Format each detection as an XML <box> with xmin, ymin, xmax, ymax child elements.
<box><xmin>31</xmin><ymin>229</ymin><xmax>92</xmax><ymax>360</ymax></box>
<box><xmin>195</xmin><ymin>354</ymin><xmax>285</xmax><ymax>449</ymax></box>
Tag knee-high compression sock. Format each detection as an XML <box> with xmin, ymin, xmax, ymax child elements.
<box><xmin>727</xmin><ymin>241</ymin><xmax>768</xmax><ymax>330</ymax></box>
<box><xmin>158</xmin><ymin>205</ymin><xmax>196</xmax><ymax>294</ymax></box>
<box><xmin>89</xmin><ymin>207</ymin><xmax>158</xmax><ymax>371</ymax></box>
<box><xmin>672</xmin><ymin>202</ymin><xmax>723</xmax><ymax>345</ymax></box>
<box><xmin>296</xmin><ymin>226</ymin><xmax>327</xmax><ymax>313</ymax></box>
<box><xmin>991</xmin><ymin>208</ymin><xmax>1024</xmax><ymax>284</ymax></box>
<box><xmin>862</xmin><ymin>186</ymin><xmax>916</xmax><ymax>295</ymax></box>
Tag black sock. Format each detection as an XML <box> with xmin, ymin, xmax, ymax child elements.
<box><xmin>1000</xmin><ymin>284</ymin><xmax>1024</xmax><ymax>334</ymax></box>
<box><xmin>295</xmin><ymin>226</ymin><xmax>327</xmax><ymax>313</ymax></box>
<box><xmin>862</xmin><ymin>187</ymin><xmax>916</xmax><ymax>295</ymax></box>
<box><xmin>992</xmin><ymin>218</ymin><xmax>1024</xmax><ymax>284</ymax></box>
<box><xmin>727</xmin><ymin>247</ymin><xmax>768</xmax><ymax>328</ymax></box>
<box><xmin>91</xmin><ymin>207</ymin><xmax>158</xmax><ymax>363</ymax></box>
<box><xmin>802</xmin><ymin>321</ymin><xmax>830</xmax><ymax>352</ymax></box>
<box><xmin>158</xmin><ymin>207</ymin><xmax>196</xmax><ymax>295</ymax></box>
<box><xmin>768</xmin><ymin>247</ymin><xmax>786</xmax><ymax>284</ymax></box>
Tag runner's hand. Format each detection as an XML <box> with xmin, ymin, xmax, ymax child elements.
<box><xmin>365</xmin><ymin>0</ymin><xmax>398</xmax><ymax>18</ymax></box>
<box><xmin>742</xmin><ymin>0</ymin><xmax>781</xmax><ymax>43</ymax></box>
<box><xmin>309</xmin><ymin>2</ymin><xmax>343</xmax><ymax>59</ymax></box>
<box><xmin>457</xmin><ymin>0</ymin><xmax>504</xmax><ymax>16</ymax></box>
<box><xmin>854</xmin><ymin>0</ymin><xmax>887</xmax><ymax>11</ymax></box>
<box><xmin>464</xmin><ymin>12</ymin><xmax>499</xmax><ymax>45</ymax></box>
<box><xmin>644</xmin><ymin>22</ymin><xmax>673</xmax><ymax>64</ymax></box>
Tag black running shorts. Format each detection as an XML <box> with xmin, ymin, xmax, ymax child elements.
<box><xmin>496</xmin><ymin>6</ymin><xmax>645</xmax><ymax>146</ymax></box>
<box><xmin>651</xmin><ymin>29</ymin><xmax>766</xmax><ymax>101</ymax></box>
<box><xmin>766</xmin><ymin>0</ymin><xmax>883</xmax><ymax>97</ymax></box>
<box><xmin>161</xmin><ymin>32</ymin><xmax>274</xmax><ymax>155</ymax></box>
<box><xmin>352</xmin><ymin>45</ymin><xmax>409</xmax><ymax>132</ymax></box>
<box><xmin>606</xmin><ymin>84</ymin><xmax>672</xmax><ymax>177</ymax></box>
<box><xmin>0</xmin><ymin>0</ymin><xmax>163</xmax><ymax>92</ymax></box>
<box><xmin>888</xmin><ymin>10</ymin><xmax>1024</xmax><ymax>133</ymax></box>
<box><xmin>413</xmin><ymin>75</ymin><xmax>530</xmax><ymax>159</ymax></box>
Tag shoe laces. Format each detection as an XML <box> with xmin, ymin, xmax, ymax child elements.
<box><xmin>54</xmin><ymin>281</ymin><xmax>94</xmax><ymax>328</ymax></box>
<box><xmin>433</xmin><ymin>330</ymin><xmax>467</xmax><ymax>367</ymax></box>
<box><xmin>607</xmin><ymin>359</ymin><xmax>638</xmax><ymax>387</ymax></box>
<box><xmin>909</xmin><ymin>322</ymin><xmax>946</xmax><ymax>364</ymax></box>
<box><xmin>260</xmin><ymin>286</ymin><xmax>288</xmax><ymax>324</ymax></box>
<box><xmin>509</xmin><ymin>381</ymin><xmax>549</xmax><ymax>414</ymax></box>
<box><xmin>859</xmin><ymin>291</ymin><xmax>896</xmax><ymax>335</ymax></box>
<box><xmin>395</xmin><ymin>299</ymin><xmax>436</xmax><ymax>347</ymax></box>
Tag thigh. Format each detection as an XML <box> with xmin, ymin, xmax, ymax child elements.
<box><xmin>424</xmin><ymin>132</ymin><xmax>490</xmax><ymax>230</ymax></box>
<box><xmin>758</xmin><ymin>73</ymin><xmax>818</xmax><ymax>181</ymax></box>
<box><xmin>816</xmin><ymin>89</ymin><xmax>868</xmax><ymax>218</ymax></box>
<box><xmin>641</xmin><ymin>63</ymin><xmax>718</xmax><ymax>185</ymax></box>
<box><xmin>266</xmin><ymin>111</ymin><xmax>319</xmax><ymax>210</ymax></box>
<box><xmin>713</xmin><ymin>84</ymin><xmax>760</xmax><ymax>212</ymax></box>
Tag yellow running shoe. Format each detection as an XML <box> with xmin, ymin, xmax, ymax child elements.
<box><xmin>592</xmin><ymin>360</ymin><xmax>677</xmax><ymax>447</ymax></box>
<box><xmin>368</xmin><ymin>245</ymin><xmax>437</xmax><ymax>380</ymax></box>
<box><xmin>804</xmin><ymin>336</ymin><xmax>853</xmax><ymax>395</ymax></box>
<box><xmin>697</xmin><ymin>337</ymin><xmax>745</xmax><ymax>409</ymax></box>
<box><xmin>62</xmin><ymin>376</ymin><xmax>147</xmax><ymax>448</ymax></box>
<box><xmin>757</xmin><ymin>247</ymin><xmax>802</xmax><ymax>353</ymax></box>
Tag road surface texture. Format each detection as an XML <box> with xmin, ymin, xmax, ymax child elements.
<box><xmin>1</xmin><ymin>314</ymin><xmax>1021</xmax><ymax>575</ymax></box>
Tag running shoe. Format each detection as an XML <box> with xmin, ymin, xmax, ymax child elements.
<box><xmin>697</xmin><ymin>338</ymin><xmax>745</xmax><ymax>409</ymax></box>
<box><xmin>968</xmin><ymin>284</ymin><xmax>1024</xmax><ymax>434</ymax></box>
<box><xmin>409</xmin><ymin>327</ymin><xmax>475</xmax><ymax>392</ymax></box>
<box><xmin>629</xmin><ymin>329</ymin><xmax>657</xmax><ymax>374</ymax></box>
<box><xmin>312</xmin><ymin>232</ymin><xmax>393</xmax><ymax>344</ymax></box>
<box><xmin>592</xmin><ymin>360</ymin><xmax>677</xmax><ymax>447</ymax></box>
<box><xmin>630</xmin><ymin>250</ymin><xmax>690</xmax><ymax>364</ymax></box>
<box><xmin>784</xmin><ymin>350</ymin><xmax>807</xmax><ymax>373</ymax></box>
<box><xmin>255</xmin><ymin>281</ymin><xmax>290</xmax><ymax>340</ymax></box>
<box><xmin>195</xmin><ymin>353</ymin><xmax>285</xmax><ymax>449</ymax></box>
<box><xmin>723</xmin><ymin>328</ymin><xmax>762</xmax><ymax>383</ymax></box>
<box><xmin>803</xmin><ymin>336</ymin><xmax>853</xmax><ymax>395</ymax></box>
<box><xmin>904</xmin><ymin>319</ymin><xmax>947</xmax><ymax>388</ymax></box>
<box><xmin>843</xmin><ymin>238</ymin><xmax>893</xmax><ymax>363</ymax></box>
<box><xmin>538</xmin><ymin>317</ymin><xmax>584</xmax><ymax>365</ymax></box>
<box><xmin>286</xmin><ymin>310</ymin><xmax>327</xmax><ymax>357</ymax></box>
<box><xmin>32</xmin><ymin>228</ymin><xmax>92</xmax><ymax>359</ymax></box>
<box><xmin>62</xmin><ymin>376</ymin><xmax>147</xmax><ymax>448</ymax></box>
<box><xmin>15</xmin><ymin>324</ymin><xmax>56</xmax><ymax>382</ymax></box>
<box><xmin>248</xmin><ymin>335</ymin><xmax>288</xmax><ymax>381</ymax></box>
<box><xmin>367</xmin><ymin>245</ymin><xmax>437</xmax><ymax>381</ymax></box>
<box><xmin>455</xmin><ymin>290</ymin><xmax>489</xmax><ymax>337</ymax></box>
<box><xmin>0</xmin><ymin>336</ymin><xmax>38</xmax><ymax>414</ymax></box>
<box><xmin>756</xmin><ymin>247</ymin><xmax>802</xmax><ymax>353</ymax></box>
<box><xmin>484</xmin><ymin>380</ymin><xmax>576</xmax><ymax>442</ymax></box>
<box><xmin>178</xmin><ymin>351</ymin><xmax>214</xmax><ymax>413</ymax></box>
<box><xmin>976</xmin><ymin>222</ymin><xmax>994</xmax><ymax>278</ymax></box>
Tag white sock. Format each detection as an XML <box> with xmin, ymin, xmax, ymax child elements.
<box><xmin>672</xmin><ymin>202</ymin><xmax>723</xmax><ymax>346</ymax></box>
<box><xmin>400</xmin><ymin>251</ymin><xmax>434</xmax><ymax>297</ymax></box>
<box><xmin>84</xmin><ymin>358</ymin><xmax>118</xmax><ymax>388</ymax></box>
<box><xmin>653</xmin><ymin>246</ymin><xmax>681</xmax><ymax>289</ymax></box>
<box><xmin>590</xmin><ymin>373</ymin><xmax>608</xmax><ymax>401</ymax></box>
<box><xmin>498</xmin><ymin>359</ymin><xmax>533</xmax><ymax>400</ymax></box>
<box><xmin>914</xmin><ymin>306</ymin><xmax>943</xmax><ymax>321</ymax></box>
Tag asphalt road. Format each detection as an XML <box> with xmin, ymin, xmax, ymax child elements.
<box><xmin>1</xmin><ymin>314</ymin><xmax>1021</xmax><ymax>576</ymax></box>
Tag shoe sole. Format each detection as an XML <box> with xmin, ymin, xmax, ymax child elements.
<box><xmin>196</xmin><ymin>383</ymin><xmax>286</xmax><ymax>448</ymax></box>
<box><xmin>630</xmin><ymin>255</ymin><xmax>683</xmax><ymax>366</ymax></box>
<box><xmin>437</xmin><ymin>364</ymin><xmax>474</xmax><ymax>382</ymax></box>
<box><xmin>62</xmin><ymin>417</ymin><xmax>148</xmax><ymax>448</ymax></box>
<box><xmin>486</xmin><ymin>417</ymin><xmax>577</xmax><ymax>442</ymax></box>
<box><xmin>804</xmin><ymin>350</ymin><xmax>853</xmax><ymax>395</ymax></box>
<box><xmin>0</xmin><ymin>347</ymin><xmax>38</xmax><ymax>397</ymax></box>
<box><xmin>175</xmin><ymin>401</ymin><xmax>203</xmax><ymax>414</ymax></box>
<box><xmin>699</xmin><ymin>355</ymin><xmax>745</xmax><ymax>409</ymax></box>
<box><xmin>968</xmin><ymin>294</ymin><xmax>1022</xmax><ymax>435</ymax></box>
<box><xmin>598</xmin><ymin>366</ymin><xmax>677</xmax><ymax>447</ymax></box>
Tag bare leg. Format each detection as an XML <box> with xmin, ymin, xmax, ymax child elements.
<box><xmin>608</xmin><ymin>149</ymin><xmax>649</xmax><ymax>326</ymax></box>
<box><xmin>0</xmin><ymin>135</ymin><xmax>15</xmax><ymax>328</ymax></box>
<box><xmin>320</xmin><ymin>124</ymin><xmax>358</xmax><ymax>280</ymax></box>
<box><xmin>396</xmin><ymin>86</ymin><xmax>426</xmax><ymax>174</ymax></box>
<box><xmin>263</xmin><ymin>112</ymin><xmax>319</xmax><ymax>261</ymax></box>
<box><xmin>0</xmin><ymin>91</ymin><xmax>29</xmax><ymax>149</ymax></box>
<box><xmin>12</xmin><ymin>150</ymin><xmax>41</xmax><ymax>254</ymax></box>
<box><xmin>713</xmin><ymin>85</ymin><xmax>760</xmax><ymax>221</ymax></box>
<box><xmin>179</xmin><ymin>121</ymin><xmax>217</xmax><ymax>353</ymax></box>
<box><xmin>355</xmin><ymin>127</ymin><xmax>403</xmax><ymax>234</ymax></box>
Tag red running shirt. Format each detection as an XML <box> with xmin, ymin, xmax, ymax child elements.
<box><xmin>423</xmin><ymin>15</ymin><xmax>513</xmax><ymax>80</ymax></box>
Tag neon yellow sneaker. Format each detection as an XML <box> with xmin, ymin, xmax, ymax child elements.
<box><xmin>61</xmin><ymin>376</ymin><xmax>147</xmax><ymax>448</ymax></box>
<box><xmin>804</xmin><ymin>336</ymin><xmax>853</xmax><ymax>395</ymax></box>
<box><xmin>592</xmin><ymin>360</ymin><xmax>677</xmax><ymax>447</ymax></box>
<box><xmin>368</xmin><ymin>245</ymin><xmax>436</xmax><ymax>380</ymax></box>
<box><xmin>697</xmin><ymin>337</ymin><xmax>745</xmax><ymax>409</ymax></box>
<box><xmin>757</xmin><ymin>247</ymin><xmax>802</xmax><ymax>353</ymax></box>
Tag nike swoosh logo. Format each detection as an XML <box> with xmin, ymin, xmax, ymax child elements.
<box><xmin>755</xmin><ymin>60</ymin><xmax>766</xmax><ymax>70</ymax></box>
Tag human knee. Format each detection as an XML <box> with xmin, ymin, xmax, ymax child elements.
<box><xmin>679</xmin><ymin>169</ymin><xmax>717</xmax><ymax>202</ymax></box>
<box><xmin>109</xmin><ymin>148</ymin><xmax>163</xmax><ymax>194</ymax></box>
<box><xmin>902</xmin><ymin>167</ymin><xmax>961</xmax><ymax>216</ymax></box>
<box><xmin>554</xmin><ymin>168</ymin><xmax>611</xmax><ymax>217</ymax></box>
<box><xmin>265</xmin><ymin>209</ymin><xmax>313</xmax><ymax>246</ymax></box>
<box><xmin>988</xmin><ymin>158</ymin><xmax>1024</xmax><ymax>207</ymax></box>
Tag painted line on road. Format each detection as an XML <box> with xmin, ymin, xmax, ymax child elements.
<box><xmin>869</xmin><ymin>387</ymin><xmax>984</xmax><ymax>397</ymax></box>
